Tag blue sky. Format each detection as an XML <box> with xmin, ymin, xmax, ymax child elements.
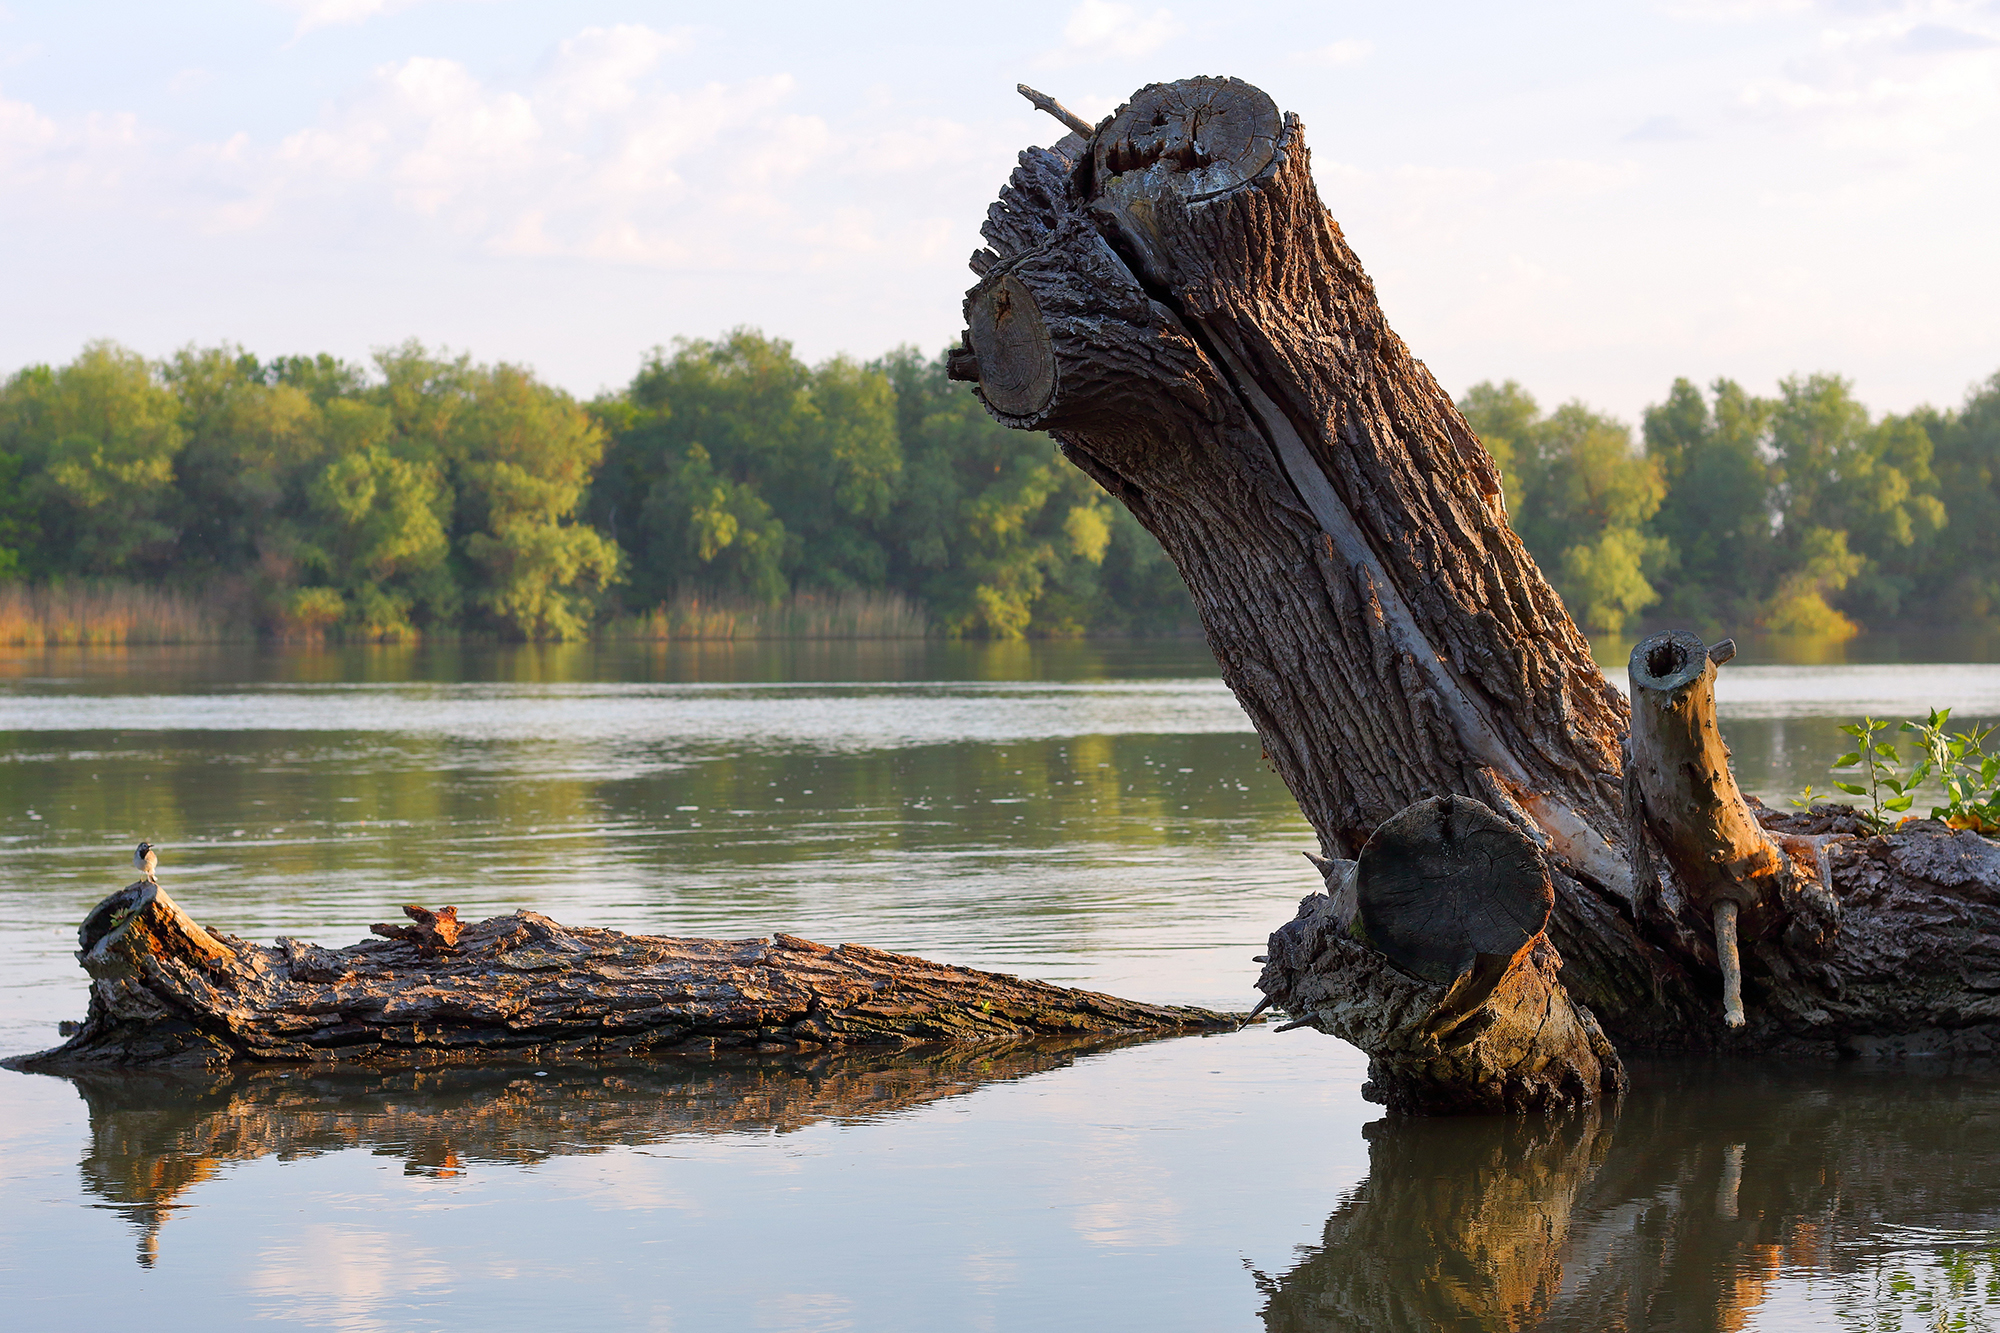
<box><xmin>2</xmin><ymin>0</ymin><xmax>1996</xmax><ymax>423</ymax></box>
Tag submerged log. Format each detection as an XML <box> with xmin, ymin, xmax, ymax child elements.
<box><xmin>4</xmin><ymin>883</ymin><xmax>1240</xmax><ymax>1071</ymax></box>
<box><xmin>956</xmin><ymin>74</ymin><xmax>2000</xmax><ymax>1092</ymax></box>
<box><xmin>1256</xmin><ymin>796</ymin><xmax>1623</xmax><ymax>1114</ymax></box>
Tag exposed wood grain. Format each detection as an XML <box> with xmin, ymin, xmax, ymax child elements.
<box><xmin>1254</xmin><ymin>797</ymin><xmax>1623</xmax><ymax>1114</ymax></box>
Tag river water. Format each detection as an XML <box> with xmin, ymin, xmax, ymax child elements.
<box><xmin>1</xmin><ymin>638</ymin><xmax>1996</xmax><ymax>1331</ymax></box>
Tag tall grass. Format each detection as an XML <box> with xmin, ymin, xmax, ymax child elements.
<box><xmin>0</xmin><ymin>581</ymin><xmax>249</xmax><ymax>646</ymax></box>
<box><xmin>607</xmin><ymin>591</ymin><xmax>931</xmax><ymax>640</ymax></box>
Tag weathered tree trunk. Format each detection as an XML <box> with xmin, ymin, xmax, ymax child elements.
<box><xmin>955</xmin><ymin>76</ymin><xmax>2000</xmax><ymax>1087</ymax></box>
<box><xmin>4</xmin><ymin>883</ymin><xmax>1238</xmax><ymax>1071</ymax></box>
<box><xmin>1625</xmin><ymin>630</ymin><xmax>1843</xmax><ymax>1030</ymax></box>
<box><xmin>1256</xmin><ymin>795</ymin><xmax>1623</xmax><ymax>1114</ymax></box>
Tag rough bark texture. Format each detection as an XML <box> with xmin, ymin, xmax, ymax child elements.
<box><xmin>4</xmin><ymin>883</ymin><xmax>1239</xmax><ymax>1071</ymax></box>
<box><xmin>957</xmin><ymin>75</ymin><xmax>2000</xmax><ymax>1070</ymax></box>
<box><xmin>41</xmin><ymin>1037</ymin><xmax>1151</xmax><ymax>1267</ymax></box>
<box><xmin>1254</xmin><ymin>797</ymin><xmax>1624</xmax><ymax>1114</ymax></box>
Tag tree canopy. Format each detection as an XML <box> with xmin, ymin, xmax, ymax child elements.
<box><xmin>2</xmin><ymin>332</ymin><xmax>1996</xmax><ymax>642</ymax></box>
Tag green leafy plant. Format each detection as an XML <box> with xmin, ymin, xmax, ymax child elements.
<box><xmin>1900</xmin><ymin>707</ymin><xmax>2000</xmax><ymax>833</ymax></box>
<box><xmin>1831</xmin><ymin>716</ymin><xmax>1916</xmax><ymax>829</ymax></box>
<box><xmin>1808</xmin><ymin>709</ymin><xmax>2000</xmax><ymax>835</ymax></box>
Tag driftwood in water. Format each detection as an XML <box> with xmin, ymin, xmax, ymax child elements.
<box><xmin>956</xmin><ymin>75</ymin><xmax>2000</xmax><ymax>1089</ymax></box>
<box><xmin>44</xmin><ymin>1037</ymin><xmax>1144</xmax><ymax>1267</ymax></box>
<box><xmin>1256</xmin><ymin>796</ymin><xmax>1623</xmax><ymax>1114</ymax></box>
<box><xmin>5</xmin><ymin>883</ymin><xmax>1239</xmax><ymax>1071</ymax></box>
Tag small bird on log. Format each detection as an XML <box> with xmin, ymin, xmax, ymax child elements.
<box><xmin>133</xmin><ymin>842</ymin><xmax>158</xmax><ymax>884</ymax></box>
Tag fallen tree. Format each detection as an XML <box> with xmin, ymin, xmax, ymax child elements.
<box><xmin>4</xmin><ymin>883</ymin><xmax>1238</xmax><ymax>1071</ymax></box>
<box><xmin>950</xmin><ymin>76</ymin><xmax>2000</xmax><ymax>1107</ymax></box>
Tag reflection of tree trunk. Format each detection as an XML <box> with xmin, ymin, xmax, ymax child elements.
<box><xmin>955</xmin><ymin>76</ymin><xmax>2000</xmax><ymax>1087</ymax></box>
<box><xmin>5</xmin><ymin>884</ymin><xmax>1236</xmax><ymax>1072</ymax></box>
<box><xmin>1259</xmin><ymin>1061</ymin><xmax>2000</xmax><ymax>1332</ymax></box>
<box><xmin>1259</xmin><ymin>1111</ymin><xmax>1609</xmax><ymax>1332</ymax></box>
<box><xmin>56</xmin><ymin>1035</ymin><xmax>1160</xmax><ymax>1267</ymax></box>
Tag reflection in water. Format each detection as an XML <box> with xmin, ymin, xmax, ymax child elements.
<box><xmin>57</xmin><ymin>1036</ymin><xmax>1158</xmax><ymax>1269</ymax></box>
<box><xmin>1261</xmin><ymin>1062</ymin><xmax>2000</xmax><ymax>1333</ymax></box>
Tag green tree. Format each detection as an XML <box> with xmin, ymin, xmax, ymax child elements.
<box><xmin>1459</xmin><ymin>383</ymin><xmax>1666</xmax><ymax>634</ymax></box>
<box><xmin>1915</xmin><ymin>373</ymin><xmax>2000</xmax><ymax>621</ymax></box>
<box><xmin>596</xmin><ymin>331</ymin><xmax>901</xmax><ymax>605</ymax></box>
<box><xmin>1768</xmin><ymin>373</ymin><xmax>1943</xmax><ymax>629</ymax></box>
<box><xmin>444</xmin><ymin>362</ymin><xmax>620</xmax><ymax>639</ymax></box>
<box><xmin>1643</xmin><ymin>378</ymin><xmax>1777</xmax><ymax>629</ymax></box>
<box><xmin>0</xmin><ymin>341</ymin><xmax>185</xmax><ymax>577</ymax></box>
<box><xmin>874</xmin><ymin>347</ymin><xmax>1133</xmax><ymax>638</ymax></box>
<box><xmin>162</xmin><ymin>345</ymin><xmax>325</xmax><ymax>578</ymax></box>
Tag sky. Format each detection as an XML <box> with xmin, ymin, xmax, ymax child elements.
<box><xmin>1</xmin><ymin>0</ymin><xmax>1996</xmax><ymax>424</ymax></box>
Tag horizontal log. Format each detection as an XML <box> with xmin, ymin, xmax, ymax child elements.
<box><xmin>6</xmin><ymin>884</ymin><xmax>1242</xmax><ymax>1071</ymax></box>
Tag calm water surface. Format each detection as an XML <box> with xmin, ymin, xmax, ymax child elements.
<box><xmin>2</xmin><ymin>637</ymin><xmax>1996</xmax><ymax>1331</ymax></box>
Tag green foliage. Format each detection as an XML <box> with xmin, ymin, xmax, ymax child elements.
<box><xmin>0</xmin><ymin>342</ymin><xmax>185</xmax><ymax>577</ymax></box>
<box><xmin>1643</xmin><ymin>377</ymin><xmax>1776</xmax><ymax>628</ymax></box>
<box><xmin>590</xmin><ymin>336</ymin><xmax>1191</xmax><ymax>638</ymax></box>
<box><xmin>0</xmin><ymin>333</ymin><xmax>1198</xmax><ymax>641</ymax></box>
<box><xmin>1462</xmin><ymin>367</ymin><xmax>1995</xmax><ymax>643</ymax></box>
<box><xmin>15</xmin><ymin>330</ymin><xmax>2000</xmax><ymax>647</ymax></box>
<box><xmin>1813</xmin><ymin>709</ymin><xmax>2000</xmax><ymax>834</ymax></box>
<box><xmin>1459</xmin><ymin>382</ymin><xmax>1666</xmax><ymax>634</ymax></box>
<box><xmin>1830</xmin><ymin>717</ymin><xmax>1917</xmax><ymax>829</ymax></box>
<box><xmin>1899</xmin><ymin>707</ymin><xmax>2000</xmax><ymax>832</ymax></box>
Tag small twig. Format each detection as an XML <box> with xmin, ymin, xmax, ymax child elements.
<box><xmin>1708</xmin><ymin>638</ymin><xmax>1737</xmax><ymax>667</ymax></box>
<box><xmin>1017</xmin><ymin>84</ymin><xmax>1094</xmax><ymax>138</ymax></box>
<box><xmin>1273</xmin><ymin>1017</ymin><xmax>1317</xmax><ymax>1034</ymax></box>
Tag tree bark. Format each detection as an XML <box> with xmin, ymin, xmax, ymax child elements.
<box><xmin>4</xmin><ymin>883</ymin><xmax>1239</xmax><ymax>1072</ymax></box>
<box><xmin>1255</xmin><ymin>796</ymin><xmax>1624</xmax><ymax>1114</ymax></box>
<box><xmin>955</xmin><ymin>76</ymin><xmax>2000</xmax><ymax>1081</ymax></box>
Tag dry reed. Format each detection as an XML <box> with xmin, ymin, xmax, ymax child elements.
<box><xmin>607</xmin><ymin>591</ymin><xmax>930</xmax><ymax>640</ymax></box>
<box><xmin>0</xmin><ymin>581</ymin><xmax>248</xmax><ymax>646</ymax></box>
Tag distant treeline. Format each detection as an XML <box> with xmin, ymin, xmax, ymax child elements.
<box><xmin>1460</xmin><ymin>371</ymin><xmax>2000</xmax><ymax>638</ymax></box>
<box><xmin>0</xmin><ymin>331</ymin><xmax>1995</xmax><ymax>642</ymax></box>
<box><xmin>0</xmin><ymin>333</ymin><xmax>1189</xmax><ymax>642</ymax></box>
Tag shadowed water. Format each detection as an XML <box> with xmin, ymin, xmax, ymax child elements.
<box><xmin>2</xmin><ymin>637</ymin><xmax>1996</xmax><ymax>1331</ymax></box>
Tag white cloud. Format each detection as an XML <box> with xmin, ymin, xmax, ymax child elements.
<box><xmin>1043</xmin><ymin>1</ymin><xmax>1185</xmax><ymax>64</ymax></box>
<box><xmin>1294</xmin><ymin>39</ymin><xmax>1374</xmax><ymax>67</ymax></box>
<box><xmin>268</xmin><ymin>0</ymin><xmax>444</xmax><ymax>36</ymax></box>
<box><xmin>1658</xmin><ymin>0</ymin><xmax>1813</xmax><ymax>20</ymax></box>
<box><xmin>0</xmin><ymin>24</ymin><xmax>1001</xmax><ymax>282</ymax></box>
<box><xmin>1733</xmin><ymin>9</ymin><xmax>2000</xmax><ymax>154</ymax></box>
